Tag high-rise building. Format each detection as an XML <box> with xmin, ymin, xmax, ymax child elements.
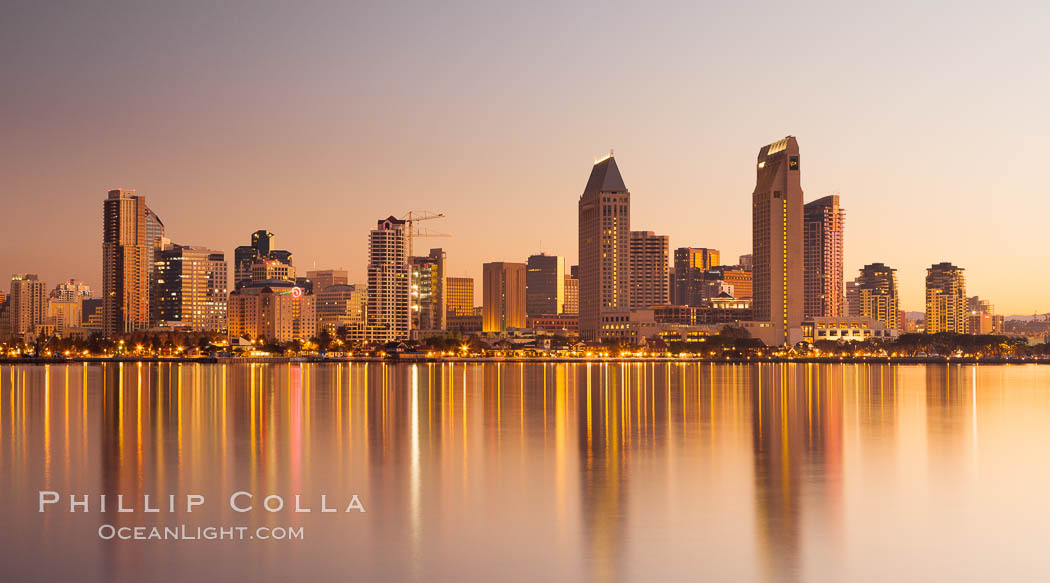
<box><xmin>483</xmin><ymin>262</ymin><xmax>526</xmax><ymax>332</ymax></box>
<box><xmin>673</xmin><ymin>247</ymin><xmax>720</xmax><ymax>306</ymax></box>
<box><xmin>316</xmin><ymin>284</ymin><xmax>366</xmax><ymax>334</ymax></box>
<box><xmin>578</xmin><ymin>154</ymin><xmax>630</xmax><ymax>340</ymax></box>
<box><xmin>629</xmin><ymin>232</ymin><xmax>669</xmax><ymax>308</ymax></box>
<box><xmin>751</xmin><ymin>137</ymin><xmax>805</xmax><ymax>345</ymax></box>
<box><xmin>925</xmin><ymin>262</ymin><xmax>966</xmax><ymax>334</ymax></box>
<box><xmin>411</xmin><ymin>248</ymin><xmax>446</xmax><ymax>332</ymax></box>
<box><xmin>367</xmin><ymin>216</ymin><xmax>410</xmax><ymax>342</ymax></box>
<box><xmin>8</xmin><ymin>274</ymin><xmax>47</xmax><ymax>339</ymax></box>
<box><xmin>103</xmin><ymin>189</ymin><xmax>152</xmax><ymax>335</ymax></box>
<box><xmin>145</xmin><ymin>206</ymin><xmax>166</xmax><ymax>264</ymax></box>
<box><xmin>233</xmin><ymin>230</ymin><xmax>292</xmax><ymax>289</ymax></box>
<box><xmin>446</xmin><ymin>277</ymin><xmax>475</xmax><ymax>317</ymax></box>
<box><xmin>525</xmin><ymin>253</ymin><xmax>565</xmax><ymax>317</ymax></box>
<box><xmin>153</xmin><ymin>244</ymin><xmax>229</xmax><ymax>332</ymax></box>
<box><xmin>846</xmin><ymin>263</ymin><xmax>899</xmax><ymax>330</ymax></box>
<box><xmin>563</xmin><ymin>274</ymin><xmax>579</xmax><ymax>315</ymax></box>
<box><xmin>306</xmin><ymin>269</ymin><xmax>349</xmax><ymax>293</ymax></box>
<box><xmin>803</xmin><ymin>195</ymin><xmax>845</xmax><ymax>318</ymax></box>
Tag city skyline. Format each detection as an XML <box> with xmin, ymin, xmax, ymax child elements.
<box><xmin>3</xmin><ymin>2</ymin><xmax>1049</xmax><ymax>314</ymax></box>
<box><xmin>0</xmin><ymin>143</ymin><xmax>1028</xmax><ymax>317</ymax></box>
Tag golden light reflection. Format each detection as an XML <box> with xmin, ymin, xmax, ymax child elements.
<box><xmin>0</xmin><ymin>363</ymin><xmax>1043</xmax><ymax>581</ymax></box>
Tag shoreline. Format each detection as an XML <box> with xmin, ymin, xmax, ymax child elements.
<box><xmin>0</xmin><ymin>356</ymin><xmax>1046</xmax><ymax>366</ymax></box>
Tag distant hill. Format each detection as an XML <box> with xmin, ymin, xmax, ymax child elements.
<box><xmin>1006</xmin><ymin>314</ymin><xmax>1049</xmax><ymax>322</ymax></box>
<box><xmin>905</xmin><ymin>312</ymin><xmax>1048</xmax><ymax>323</ymax></box>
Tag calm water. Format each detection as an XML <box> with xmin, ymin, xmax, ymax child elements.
<box><xmin>2</xmin><ymin>362</ymin><xmax>1049</xmax><ymax>582</ymax></box>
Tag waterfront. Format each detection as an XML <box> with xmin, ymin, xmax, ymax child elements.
<box><xmin>2</xmin><ymin>363</ymin><xmax>1050</xmax><ymax>582</ymax></box>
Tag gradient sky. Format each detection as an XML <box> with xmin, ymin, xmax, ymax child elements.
<box><xmin>2</xmin><ymin>1</ymin><xmax>1048</xmax><ymax>313</ymax></box>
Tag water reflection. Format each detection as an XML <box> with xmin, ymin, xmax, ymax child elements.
<box><xmin>2</xmin><ymin>362</ymin><xmax>1050</xmax><ymax>582</ymax></box>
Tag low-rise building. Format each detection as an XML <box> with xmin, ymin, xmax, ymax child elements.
<box><xmin>802</xmin><ymin>316</ymin><xmax>899</xmax><ymax>343</ymax></box>
<box><xmin>227</xmin><ymin>280</ymin><xmax>315</xmax><ymax>343</ymax></box>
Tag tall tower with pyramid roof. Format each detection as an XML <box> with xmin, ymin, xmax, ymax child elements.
<box><xmin>578</xmin><ymin>154</ymin><xmax>631</xmax><ymax>340</ymax></box>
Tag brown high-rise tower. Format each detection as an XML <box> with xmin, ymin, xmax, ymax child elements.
<box><xmin>803</xmin><ymin>195</ymin><xmax>845</xmax><ymax>318</ymax></box>
<box><xmin>102</xmin><ymin>189</ymin><xmax>151</xmax><ymax>335</ymax></box>
<box><xmin>752</xmin><ymin>137</ymin><xmax>804</xmax><ymax>345</ymax></box>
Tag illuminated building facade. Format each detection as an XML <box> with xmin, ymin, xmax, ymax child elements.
<box><xmin>446</xmin><ymin>276</ymin><xmax>474</xmax><ymax>317</ymax></box>
<box><xmin>629</xmin><ymin>231</ymin><xmax>669</xmax><ymax>308</ymax></box>
<box><xmin>367</xmin><ymin>216</ymin><xmax>410</xmax><ymax>342</ymax></box>
<box><xmin>8</xmin><ymin>274</ymin><xmax>47</xmax><ymax>339</ymax></box>
<box><xmin>803</xmin><ymin>195</ymin><xmax>845</xmax><ymax>317</ymax></box>
<box><xmin>102</xmin><ymin>189</ymin><xmax>151</xmax><ymax>335</ymax></box>
<box><xmin>526</xmin><ymin>253</ymin><xmax>565</xmax><ymax>317</ymax></box>
<box><xmin>802</xmin><ymin>316</ymin><xmax>898</xmax><ymax>343</ymax></box>
<box><xmin>306</xmin><ymin>269</ymin><xmax>349</xmax><ymax>293</ymax></box>
<box><xmin>482</xmin><ymin>261</ymin><xmax>526</xmax><ymax>332</ymax></box>
<box><xmin>563</xmin><ymin>274</ymin><xmax>579</xmax><ymax>315</ymax></box>
<box><xmin>925</xmin><ymin>262</ymin><xmax>966</xmax><ymax>334</ymax></box>
<box><xmin>846</xmin><ymin>262</ymin><xmax>899</xmax><ymax>330</ymax></box>
<box><xmin>672</xmin><ymin>247</ymin><xmax>719</xmax><ymax>306</ymax></box>
<box><xmin>153</xmin><ymin>244</ymin><xmax>228</xmax><ymax>332</ymax></box>
<box><xmin>233</xmin><ymin>230</ymin><xmax>293</xmax><ymax>289</ymax></box>
<box><xmin>227</xmin><ymin>280</ymin><xmax>315</xmax><ymax>342</ymax></box>
<box><xmin>411</xmin><ymin>248</ymin><xmax>446</xmax><ymax>332</ymax></box>
<box><xmin>751</xmin><ymin>137</ymin><xmax>804</xmax><ymax>345</ymax></box>
<box><xmin>578</xmin><ymin>154</ymin><xmax>631</xmax><ymax>340</ymax></box>
<box><xmin>967</xmin><ymin>296</ymin><xmax>1003</xmax><ymax>335</ymax></box>
<box><xmin>316</xmin><ymin>283</ymin><xmax>366</xmax><ymax>333</ymax></box>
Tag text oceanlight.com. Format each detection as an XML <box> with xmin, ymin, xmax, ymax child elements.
<box><xmin>97</xmin><ymin>524</ymin><xmax>305</xmax><ymax>541</ymax></box>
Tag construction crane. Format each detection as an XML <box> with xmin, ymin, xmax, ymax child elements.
<box><xmin>402</xmin><ymin>211</ymin><xmax>450</xmax><ymax>259</ymax></box>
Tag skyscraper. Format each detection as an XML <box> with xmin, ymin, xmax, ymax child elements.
<box><xmin>752</xmin><ymin>137</ymin><xmax>804</xmax><ymax>345</ymax></box>
<box><xmin>846</xmin><ymin>263</ymin><xmax>899</xmax><ymax>330</ymax></box>
<box><xmin>103</xmin><ymin>189</ymin><xmax>151</xmax><ymax>335</ymax></box>
<box><xmin>629</xmin><ymin>232</ymin><xmax>669</xmax><ymax>308</ymax></box>
<box><xmin>525</xmin><ymin>253</ymin><xmax>565</xmax><ymax>317</ymax></box>
<box><xmin>145</xmin><ymin>206</ymin><xmax>166</xmax><ymax>264</ymax></box>
<box><xmin>673</xmin><ymin>247</ymin><xmax>720</xmax><ymax>306</ymax></box>
<box><xmin>8</xmin><ymin>274</ymin><xmax>47</xmax><ymax>339</ymax></box>
<box><xmin>367</xmin><ymin>216</ymin><xmax>411</xmax><ymax>342</ymax></box>
<box><xmin>803</xmin><ymin>195</ymin><xmax>845</xmax><ymax>318</ymax></box>
<box><xmin>153</xmin><ymin>244</ymin><xmax>229</xmax><ymax>332</ymax></box>
<box><xmin>578</xmin><ymin>154</ymin><xmax>630</xmax><ymax>340</ymax></box>
<box><xmin>483</xmin><ymin>262</ymin><xmax>526</xmax><ymax>332</ymax></box>
<box><xmin>925</xmin><ymin>262</ymin><xmax>966</xmax><ymax>334</ymax></box>
<box><xmin>411</xmin><ymin>248</ymin><xmax>446</xmax><ymax>332</ymax></box>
